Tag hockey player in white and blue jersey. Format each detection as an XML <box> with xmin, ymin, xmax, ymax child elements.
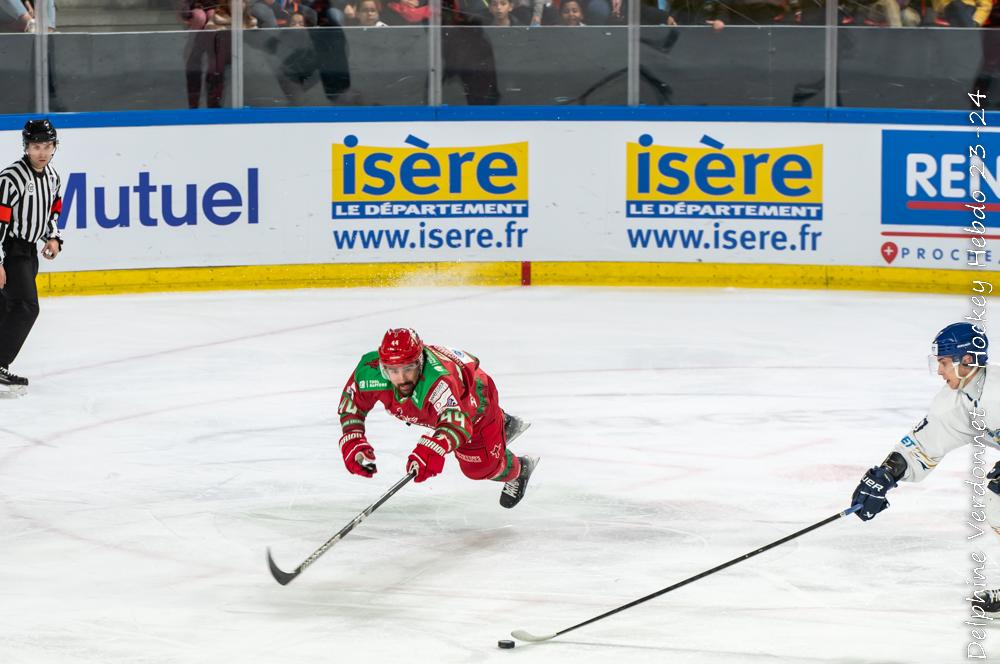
<box><xmin>851</xmin><ymin>322</ymin><xmax>1000</xmax><ymax>609</ymax></box>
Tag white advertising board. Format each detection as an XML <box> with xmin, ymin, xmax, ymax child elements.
<box><xmin>12</xmin><ymin>119</ymin><xmax>994</xmax><ymax>273</ymax></box>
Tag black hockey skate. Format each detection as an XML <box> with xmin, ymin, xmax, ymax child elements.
<box><xmin>0</xmin><ymin>366</ymin><xmax>28</xmax><ymax>386</ymax></box>
<box><xmin>0</xmin><ymin>366</ymin><xmax>28</xmax><ymax>397</ymax></box>
<box><xmin>499</xmin><ymin>456</ymin><xmax>539</xmax><ymax>509</ymax></box>
<box><xmin>503</xmin><ymin>412</ymin><xmax>531</xmax><ymax>444</ymax></box>
<box><xmin>981</xmin><ymin>589</ymin><xmax>1000</xmax><ymax>613</ymax></box>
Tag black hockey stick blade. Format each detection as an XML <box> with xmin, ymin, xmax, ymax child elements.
<box><xmin>266</xmin><ymin>471</ymin><xmax>416</xmax><ymax>585</ymax></box>
<box><xmin>266</xmin><ymin>548</ymin><xmax>299</xmax><ymax>586</ymax></box>
<box><xmin>511</xmin><ymin>504</ymin><xmax>862</xmax><ymax>644</ymax></box>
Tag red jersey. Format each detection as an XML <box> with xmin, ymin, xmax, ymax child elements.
<box><xmin>338</xmin><ymin>344</ymin><xmax>492</xmax><ymax>454</ymax></box>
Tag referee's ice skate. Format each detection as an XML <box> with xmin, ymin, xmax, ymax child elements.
<box><xmin>0</xmin><ymin>365</ymin><xmax>27</xmax><ymax>397</ymax></box>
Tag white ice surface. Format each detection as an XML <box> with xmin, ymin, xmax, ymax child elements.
<box><xmin>0</xmin><ymin>286</ymin><xmax>992</xmax><ymax>663</ymax></box>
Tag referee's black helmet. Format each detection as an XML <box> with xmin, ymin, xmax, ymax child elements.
<box><xmin>22</xmin><ymin>119</ymin><xmax>58</xmax><ymax>149</ymax></box>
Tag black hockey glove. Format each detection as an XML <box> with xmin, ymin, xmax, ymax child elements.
<box><xmin>851</xmin><ymin>466</ymin><xmax>897</xmax><ymax>521</ymax></box>
<box><xmin>987</xmin><ymin>461</ymin><xmax>1000</xmax><ymax>496</ymax></box>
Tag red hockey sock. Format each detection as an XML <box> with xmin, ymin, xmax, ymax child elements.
<box><xmin>492</xmin><ymin>450</ymin><xmax>521</xmax><ymax>482</ymax></box>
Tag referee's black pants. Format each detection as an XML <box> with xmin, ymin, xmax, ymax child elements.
<box><xmin>0</xmin><ymin>237</ymin><xmax>40</xmax><ymax>368</ymax></box>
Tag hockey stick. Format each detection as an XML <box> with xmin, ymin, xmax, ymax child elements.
<box><xmin>511</xmin><ymin>504</ymin><xmax>862</xmax><ymax>643</ymax></box>
<box><xmin>267</xmin><ymin>470</ymin><xmax>416</xmax><ymax>585</ymax></box>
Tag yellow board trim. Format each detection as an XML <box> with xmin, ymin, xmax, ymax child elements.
<box><xmin>531</xmin><ymin>262</ymin><xmax>985</xmax><ymax>294</ymax></box>
<box><xmin>36</xmin><ymin>262</ymin><xmax>984</xmax><ymax>297</ymax></box>
<box><xmin>36</xmin><ymin>262</ymin><xmax>521</xmax><ymax>297</ymax></box>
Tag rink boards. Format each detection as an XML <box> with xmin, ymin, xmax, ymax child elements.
<box><xmin>1</xmin><ymin>106</ymin><xmax>992</xmax><ymax>294</ymax></box>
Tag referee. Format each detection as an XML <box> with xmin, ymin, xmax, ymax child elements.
<box><xmin>0</xmin><ymin>119</ymin><xmax>63</xmax><ymax>395</ymax></box>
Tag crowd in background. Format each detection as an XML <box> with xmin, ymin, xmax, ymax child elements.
<box><xmin>174</xmin><ymin>0</ymin><xmax>1000</xmax><ymax>112</ymax></box>
<box><xmin>176</xmin><ymin>0</ymin><xmax>1000</xmax><ymax>29</ymax></box>
<box><xmin>0</xmin><ymin>0</ymin><xmax>988</xmax><ymax>112</ymax></box>
<box><xmin>0</xmin><ymin>0</ymin><xmax>992</xmax><ymax>33</ymax></box>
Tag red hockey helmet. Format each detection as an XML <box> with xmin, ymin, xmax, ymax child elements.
<box><xmin>378</xmin><ymin>328</ymin><xmax>424</xmax><ymax>368</ymax></box>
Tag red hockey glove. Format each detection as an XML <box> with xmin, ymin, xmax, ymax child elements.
<box><xmin>340</xmin><ymin>431</ymin><xmax>377</xmax><ymax>477</ymax></box>
<box><xmin>407</xmin><ymin>435</ymin><xmax>447</xmax><ymax>483</ymax></box>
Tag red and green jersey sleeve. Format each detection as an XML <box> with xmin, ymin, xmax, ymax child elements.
<box><xmin>338</xmin><ymin>351</ymin><xmax>387</xmax><ymax>434</ymax></box>
<box><xmin>425</xmin><ymin>379</ymin><xmax>473</xmax><ymax>453</ymax></box>
<box><xmin>418</xmin><ymin>348</ymin><xmax>478</xmax><ymax>453</ymax></box>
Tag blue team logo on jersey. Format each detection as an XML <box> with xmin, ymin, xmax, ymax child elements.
<box><xmin>882</xmin><ymin>130</ymin><xmax>1000</xmax><ymax>228</ymax></box>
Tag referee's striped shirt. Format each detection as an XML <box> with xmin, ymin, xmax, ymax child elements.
<box><xmin>0</xmin><ymin>156</ymin><xmax>63</xmax><ymax>263</ymax></box>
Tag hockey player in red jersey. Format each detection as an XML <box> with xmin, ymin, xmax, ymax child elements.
<box><xmin>338</xmin><ymin>328</ymin><xmax>538</xmax><ymax>508</ymax></box>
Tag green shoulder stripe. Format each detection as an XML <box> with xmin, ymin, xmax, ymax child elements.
<box><xmin>410</xmin><ymin>349</ymin><xmax>450</xmax><ymax>409</ymax></box>
<box><xmin>354</xmin><ymin>351</ymin><xmax>390</xmax><ymax>391</ymax></box>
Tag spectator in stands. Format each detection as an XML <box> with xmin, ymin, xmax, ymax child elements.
<box><xmin>488</xmin><ymin>0</ymin><xmax>523</xmax><ymax>23</ymax></box>
<box><xmin>0</xmin><ymin>0</ymin><xmax>35</xmax><ymax>32</ymax></box>
<box><xmin>711</xmin><ymin>0</ymin><xmax>784</xmax><ymax>24</ymax></box>
<box><xmin>277</xmin><ymin>0</ymin><xmax>320</xmax><ymax>25</ymax></box>
<box><xmin>974</xmin><ymin>4</ymin><xmax>1000</xmax><ymax>104</ymax></box>
<box><xmin>929</xmin><ymin>0</ymin><xmax>991</xmax><ymax>25</ymax></box>
<box><xmin>448</xmin><ymin>0</ymin><xmax>548</xmax><ymax>24</ymax></box>
<box><xmin>354</xmin><ymin>0</ymin><xmax>389</xmax><ymax>24</ymax></box>
<box><xmin>862</xmin><ymin>0</ymin><xmax>921</xmax><ymax>26</ymax></box>
<box><xmin>442</xmin><ymin>0</ymin><xmax>499</xmax><ymax>104</ymax></box>
<box><xmin>186</xmin><ymin>0</ymin><xmax>257</xmax><ymax>108</ymax></box>
<box><xmin>207</xmin><ymin>1</ymin><xmax>258</xmax><ymax>28</ymax></box>
<box><xmin>899</xmin><ymin>0</ymin><xmax>921</xmax><ymax>24</ymax></box>
<box><xmin>299</xmin><ymin>0</ymin><xmax>327</xmax><ymax>23</ymax></box>
<box><xmin>663</xmin><ymin>0</ymin><xmax>724</xmax><ymax>27</ymax></box>
<box><xmin>251</xmin><ymin>0</ymin><xmax>319</xmax><ymax>27</ymax></box>
<box><xmin>784</xmin><ymin>0</ymin><xmax>917</xmax><ymax>25</ymax></box>
<box><xmin>590</xmin><ymin>0</ymin><xmax>677</xmax><ymax>24</ymax></box>
<box><xmin>838</xmin><ymin>0</ymin><xmax>895</xmax><ymax>24</ymax></box>
<box><xmin>858</xmin><ymin>0</ymin><xmax>904</xmax><ymax>25</ymax></box>
<box><xmin>560</xmin><ymin>0</ymin><xmax>586</xmax><ymax>23</ymax></box>
<box><xmin>289</xmin><ymin>10</ymin><xmax>307</xmax><ymax>24</ymax></box>
<box><xmin>584</xmin><ymin>0</ymin><xmax>617</xmax><ymax>23</ymax></box>
<box><xmin>511</xmin><ymin>0</ymin><xmax>546</xmax><ymax>24</ymax></box>
<box><xmin>320</xmin><ymin>0</ymin><xmax>352</xmax><ymax>24</ymax></box>
<box><xmin>590</xmin><ymin>0</ymin><xmax>674</xmax><ymax>26</ymax></box>
<box><xmin>179</xmin><ymin>1</ymin><xmax>216</xmax><ymax>29</ymax></box>
<box><xmin>20</xmin><ymin>0</ymin><xmax>54</xmax><ymax>30</ymax></box>
<box><xmin>383</xmin><ymin>0</ymin><xmax>430</xmax><ymax>23</ymax></box>
<box><xmin>249</xmin><ymin>0</ymin><xmax>280</xmax><ymax>26</ymax></box>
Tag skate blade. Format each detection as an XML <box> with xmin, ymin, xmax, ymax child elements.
<box><xmin>506</xmin><ymin>417</ymin><xmax>531</xmax><ymax>444</ymax></box>
<box><xmin>0</xmin><ymin>385</ymin><xmax>27</xmax><ymax>398</ymax></box>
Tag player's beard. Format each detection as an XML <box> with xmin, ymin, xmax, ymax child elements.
<box><xmin>397</xmin><ymin>381</ymin><xmax>415</xmax><ymax>396</ymax></box>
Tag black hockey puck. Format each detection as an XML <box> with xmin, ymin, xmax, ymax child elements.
<box><xmin>498</xmin><ymin>639</ymin><xmax>516</xmax><ymax>649</ymax></box>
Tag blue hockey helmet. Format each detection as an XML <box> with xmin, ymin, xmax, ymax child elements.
<box><xmin>931</xmin><ymin>322</ymin><xmax>988</xmax><ymax>365</ymax></box>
